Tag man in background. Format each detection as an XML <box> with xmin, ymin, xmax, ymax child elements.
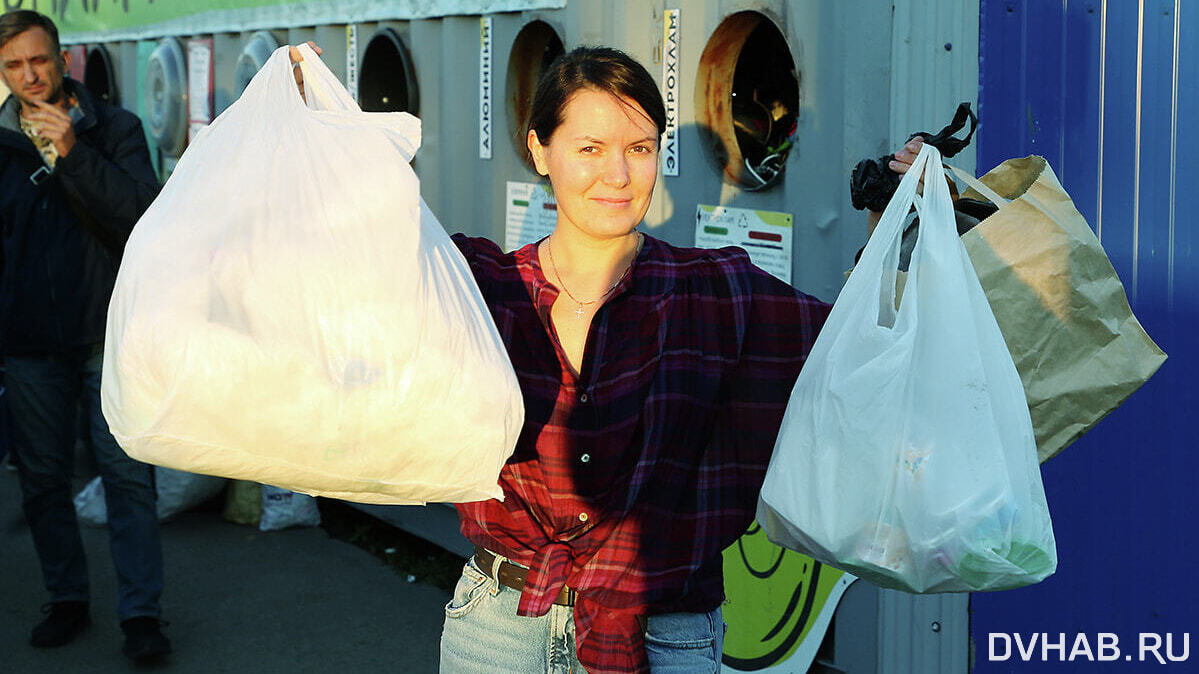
<box><xmin>0</xmin><ymin>10</ymin><xmax>169</xmax><ymax>663</ymax></box>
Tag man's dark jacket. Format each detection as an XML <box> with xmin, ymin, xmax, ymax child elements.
<box><xmin>0</xmin><ymin>78</ymin><xmax>160</xmax><ymax>355</ymax></box>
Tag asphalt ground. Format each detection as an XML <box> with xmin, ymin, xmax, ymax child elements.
<box><xmin>0</xmin><ymin>464</ymin><xmax>459</xmax><ymax>674</ymax></box>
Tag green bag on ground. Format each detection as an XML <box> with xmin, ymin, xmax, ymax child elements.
<box><xmin>222</xmin><ymin>479</ymin><xmax>261</xmax><ymax>526</ymax></box>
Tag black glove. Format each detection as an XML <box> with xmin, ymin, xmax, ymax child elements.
<box><xmin>850</xmin><ymin>102</ymin><xmax>979</xmax><ymax>212</ymax></box>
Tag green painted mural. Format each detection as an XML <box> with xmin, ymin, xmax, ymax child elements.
<box><xmin>4</xmin><ymin>0</ymin><xmax>304</xmax><ymax>34</ymax></box>
<box><xmin>722</xmin><ymin>521</ymin><xmax>855</xmax><ymax>672</ymax></box>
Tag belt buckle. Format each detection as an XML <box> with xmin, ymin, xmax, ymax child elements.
<box><xmin>29</xmin><ymin>166</ymin><xmax>51</xmax><ymax>185</ymax></box>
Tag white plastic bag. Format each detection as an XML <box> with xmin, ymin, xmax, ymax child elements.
<box><xmin>259</xmin><ymin>485</ymin><xmax>322</xmax><ymax>531</ymax></box>
<box><xmin>758</xmin><ymin>144</ymin><xmax>1056</xmax><ymax>593</ymax></box>
<box><xmin>101</xmin><ymin>44</ymin><xmax>523</xmax><ymax>505</ymax></box>
<box><xmin>74</xmin><ymin>477</ymin><xmax>108</xmax><ymax>527</ymax></box>
<box><xmin>74</xmin><ymin>467</ymin><xmax>227</xmax><ymax>526</ymax></box>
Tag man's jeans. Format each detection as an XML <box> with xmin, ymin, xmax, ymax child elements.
<box><xmin>439</xmin><ymin>555</ymin><xmax>725</xmax><ymax>673</ymax></box>
<box><xmin>6</xmin><ymin>346</ymin><xmax>163</xmax><ymax>620</ymax></box>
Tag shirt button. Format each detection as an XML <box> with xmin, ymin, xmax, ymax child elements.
<box><xmin>580</xmin><ymin>453</ymin><xmax>591</xmax><ymax>463</ymax></box>
<box><xmin>579</xmin><ymin>393</ymin><xmax>589</xmax><ymax>403</ymax></box>
<box><xmin>578</xmin><ymin>512</ymin><xmax>589</xmax><ymax>523</ymax></box>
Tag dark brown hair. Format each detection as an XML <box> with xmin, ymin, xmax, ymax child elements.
<box><xmin>0</xmin><ymin>10</ymin><xmax>61</xmax><ymax>52</ymax></box>
<box><xmin>528</xmin><ymin>46</ymin><xmax>667</xmax><ymax>145</ymax></box>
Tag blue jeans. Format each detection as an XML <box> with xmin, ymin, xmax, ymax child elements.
<box><xmin>6</xmin><ymin>346</ymin><xmax>163</xmax><ymax>620</ymax></box>
<box><xmin>439</xmin><ymin>554</ymin><xmax>725</xmax><ymax>673</ymax></box>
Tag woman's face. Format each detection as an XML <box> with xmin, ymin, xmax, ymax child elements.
<box><xmin>528</xmin><ymin>88</ymin><xmax>659</xmax><ymax>243</ymax></box>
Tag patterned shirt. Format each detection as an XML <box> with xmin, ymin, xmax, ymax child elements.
<box><xmin>20</xmin><ymin>113</ymin><xmax>59</xmax><ymax>167</ymax></box>
<box><xmin>18</xmin><ymin>95</ymin><xmax>80</xmax><ymax>168</ymax></box>
<box><xmin>452</xmin><ymin>232</ymin><xmax>830</xmax><ymax>673</ymax></box>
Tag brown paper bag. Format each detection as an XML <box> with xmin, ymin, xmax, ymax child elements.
<box><xmin>948</xmin><ymin>156</ymin><xmax>1166</xmax><ymax>462</ymax></box>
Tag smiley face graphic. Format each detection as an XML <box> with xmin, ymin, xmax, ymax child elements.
<box><xmin>722</xmin><ymin>521</ymin><xmax>857</xmax><ymax>671</ymax></box>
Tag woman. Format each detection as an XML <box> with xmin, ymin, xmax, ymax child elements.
<box><xmin>443</xmin><ymin>47</ymin><xmax>832</xmax><ymax>674</ymax></box>
<box><xmin>291</xmin><ymin>44</ymin><xmax>920</xmax><ymax>673</ymax></box>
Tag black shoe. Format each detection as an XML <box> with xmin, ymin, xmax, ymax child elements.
<box><xmin>121</xmin><ymin>616</ymin><xmax>172</xmax><ymax>663</ymax></box>
<box><xmin>30</xmin><ymin>601</ymin><xmax>91</xmax><ymax>647</ymax></box>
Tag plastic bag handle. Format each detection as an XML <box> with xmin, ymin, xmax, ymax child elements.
<box><xmin>269</xmin><ymin>43</ymin><xmax>422</xmax><ymax>162</ymax></box>
<box><xmin>292</xmin><ymin>43</ymin><xmax>361</xmax><ymax>113</ymax></box>
<box><xmin>946</xmin><ymin>161</ymin><xmax>1066</xmax><ymax>237</ymax></box>
<box><xmin>858</xmin><ymin>142</ymin><xmax>941</xmax><ymax>326</ymax></box>
<box><xmin>946</xmin><ymin>164</ymin><xmax>1009</xmax><ymax>207</ymax></box>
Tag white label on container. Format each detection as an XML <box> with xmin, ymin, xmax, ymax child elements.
<box><xmin>661</xmin><ymin>8</ymin><xmax>680</xmax><ymax>176</ymax></box>
<box><xmin>345</xmin><ymin>24</ymin><xmax>359</xmax><ymax>103</ymax></box>
<box><xmin>186</xmin><ymin>39</ymin><xmax>212</xmax><ymax>142</ymax></box>
<box><xmin>479</xmin><ymin>16</ymin><xmax>493</xmax><ymax>159</ymax></box>
<box><xmin>506</xmin><ymin>181</ymin><xmax>557</xmax><ymax>252</ymax></box>
<box><xmin>695</xmin><ymin>205</ymin><xmax>793</xmax><ymax>284</ymax></box>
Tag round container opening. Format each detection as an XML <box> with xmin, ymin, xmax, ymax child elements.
<box><xmin>359</xmin><ymin>28</ymin><xmax>419</xmax><ymax>114</ymax></box>
<box><xmin>696</xmin><ymin>12</ymin><xmax>799</xmax><ymax>190</ymax></box>
<box><xmin>84</xmin><ymin>45</ymin><xmax>117</xmax><ymax>105</ymax></box>
<box><xmin>506</xmin><ymin>20</ymin><xmax>564</xmax><ymax>169</ymax></box>
<box><xmin>144</xmin><ymin>37</ymin><xmax>188</xmax><ymax>157</ymax></box>
<box><xmin>235</xmin><ymin>31</ymin><xmax>279</xmax><ymax>96</ymax></box>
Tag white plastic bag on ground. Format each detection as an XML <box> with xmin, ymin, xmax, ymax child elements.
<box><xmin>758</xmin><ymin>144</ymin><xmax>1056</xmax><ymax>593</ymax></box>
<box><xmin>74</xmin><ymin>467</ymin><xmax>227</xmax><ymax>526</ymax></box>
<box><xmin>74</xmin><ymin>477</ymin><xmax>108</xmax><ymax>527</ymax></box>
<box><xmin>259</xmin><ymin>485</ymin><xmax>322</xmax><ymax>531</ymax></box>
<box><xmin>157</xmin><ymin>467</ymin><xmax>228</xmax><ymax>519</ymax></box>
<box><xmin>101</xmin><ymin>44</ymin><xmax>523</xmax><ymax>505</ymax></box>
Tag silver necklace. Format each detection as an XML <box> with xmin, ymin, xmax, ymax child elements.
<box><xmin>547</xmin><ymin>232</ymin><xmax>643</xmax><ymax>318</ymax></box>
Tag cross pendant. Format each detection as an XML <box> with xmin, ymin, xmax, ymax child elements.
<box><xmin>574</xmin><ymin>303</ymin><xmax>586</xmax><ymax>318</ymax></box>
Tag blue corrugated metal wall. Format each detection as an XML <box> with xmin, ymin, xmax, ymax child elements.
<box><xmin>974</xmin><ymin>1</ymin><xmax>1195</xmax><ymax>670</ymax></box>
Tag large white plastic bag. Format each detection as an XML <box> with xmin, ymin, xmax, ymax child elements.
<box><xmin>259</xmin><ymin>485</ymin><xmax>322</xmax><ymax>531</ymax></box>
<box><xmin>101</xmin><ymin>44</ymin><xmax>523</xmax><ymax>505</ymax></box>
<box><xmin>757</xmin><ymin>144</ymin><xmax>1056</xmax><ymax>593</ymax></box>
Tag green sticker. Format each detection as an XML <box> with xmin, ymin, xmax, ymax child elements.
<box><xmin>753</xmin><ymin>211</ymin><xmax>793</xmax><ymax>229</ymax></box>
<box><xmin>722</xmin><ymin>521</ymin><xmax>855</xmax><ymax>671</ymax></box>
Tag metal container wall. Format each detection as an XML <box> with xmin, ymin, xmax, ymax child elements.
<box><xmin>57</xmin><ymin>1</ymin><xmax>970</xmax><ymax>300</ymax></box>
<box><xmin>974</xmin><ymin>1</ymin><xmax>1195</xmax><ymax>670</ymax></box>
<box><xmin>391</xmin><ymin>2</ymin><xmax>892</xmax><ymax>301</ymax></box>
<box><xmin>50</xmin><ymin>2</ymin><xmax>991</xmax><ymax>671</ymax></box>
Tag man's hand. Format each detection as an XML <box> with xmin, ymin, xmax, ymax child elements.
<box><xmin>27</xmin><ymin>98</ymin><xmax>76</xmax><ymax>158</ymax></box>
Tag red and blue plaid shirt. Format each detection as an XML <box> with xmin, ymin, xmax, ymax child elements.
<box><xmin>452</xmin><ymin>232</ymin><xmax>830</xmax><ymax>673</ymax></box>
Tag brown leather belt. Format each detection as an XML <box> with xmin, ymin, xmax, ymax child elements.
<box><xmin>473</xmin><ymin>547</ymin><xmax>577</xmax><ymax>607</ymax></box>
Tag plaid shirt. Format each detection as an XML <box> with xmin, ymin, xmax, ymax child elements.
<box><xmin>452</xmin><ymin>233</ymin><xmax>830</xmax><ymax>673</ymax></box>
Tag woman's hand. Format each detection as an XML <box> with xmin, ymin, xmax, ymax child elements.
<box><xmin>888</xmin><ymin>136</ymin><xmax>924</xmax><ymax>176</ymax></box>
<box><xmin>288</xmin><ymin>41</ymin><xmax>321</xmax><ymax>64</ymax></box>
<box><xmin>289</xmin><ymin>42</ymin><xmax>322</xmax><ymax>102</ymax></box>
<box><xmin>867</xmin><ymin>137</ymin><xmax>926</xmax><ymax>237</ymax></box>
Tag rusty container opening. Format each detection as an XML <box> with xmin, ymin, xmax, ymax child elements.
<box><xmin>696</xmin><ymin>11</ymin><xmax>799</xmax><ymax>190</ymax></box>
<box><xmin>506</xmin><ymin>20</ymin><xmax>565</xmax><ymax>170</ymax></box>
